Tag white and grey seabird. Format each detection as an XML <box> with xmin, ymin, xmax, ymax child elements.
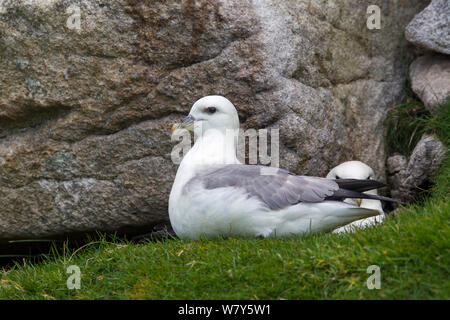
<box><xmin>169</xmin><ymin>95</ymin><xmax>393</xmax><ymax>240</ymax></box>
<box><xmin>326</xmin><ymin>161</ymin><xmax>385</xmax><ymax>233</ymax></box>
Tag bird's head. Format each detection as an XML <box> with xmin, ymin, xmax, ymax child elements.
<box><xmin>326</xmin><ymin>161</ymin><xmax>376</xmax><ymax>206</ymax></box>
<box><xmin>172</xmin><ymin>95</ymin><xmax>239</xmax><ymax>135</ymax></box>
<box><xmin>326</xmin><ymin>160</ymin><xmax>375</xmax><ymax>180</ymax></box>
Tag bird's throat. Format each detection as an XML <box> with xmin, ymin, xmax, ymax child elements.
<box><xmin>184</xmin><ymin>128</ymin><xmax>239</xmax><ymax>166</ymax></box>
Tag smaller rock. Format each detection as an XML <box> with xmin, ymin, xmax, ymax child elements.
<box><xmin>409</xmin><ymin>54</ymin><xmax>450</xmax><ymax>113</ymax></box>
<box><xmin>405</xmin><ymin>0</ymin><xmax>450</xmax><ymax>55</ymax></box>
<box><xmin>387</xmin><ymin>155</ymin><xmax>408</xmax><ymax>175</ymax></box>
<box><xmin>387</xmin><ymin>155</ymin><xmax>409</xmax><ymax>201</ymax></box>
<box><xmin>388</xmin><ymin>134</ymin><xmax>446</xmax><ymax>202</ymax></box>
<box><xmin>405</xmin><ymin>134</ymin><xmax>446</xmax><ymax>188</ymax></box>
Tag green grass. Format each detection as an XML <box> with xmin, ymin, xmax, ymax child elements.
<box><xmin>424</xmin><ymin>100</ymin><xmax>450</xmax><ymax>197</ymax></box>
<box><xmin>0</xmin><ymin>198</ymin><xmax>448</xmax><ymax>299</ymax></box>
<box><xmin>0</xmin><ymin>102</ymin><xmax>449</xmax><ymax>300</ymax></box>
<box><xmin>384</xmin><ymin>97</ymin><xmax>430</xmax><ymax>156</ymax></box>
<box><xmin>384</xmin><ymin>97</ymin><xmax>450</xmax><ymax>157</ymax></box>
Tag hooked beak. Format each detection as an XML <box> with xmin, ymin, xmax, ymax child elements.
<box><xmin>171</xmin><ymin>114</ymin><xmax>196</xmax><ymax>132</ymax></box>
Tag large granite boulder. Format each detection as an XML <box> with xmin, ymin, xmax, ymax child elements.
<box><xmin>405</xmin><ymin>0</ymin><xmax>450</xmax><ymax>55</ymax></box>
<box><xmin>409</xmin><ymin>54</ymin><xmax>450</xmax><ymax>113</ymax></box>
<box><xmin>0</xmin><ymin>0</ymin><xmax>428</xmax><ymax>240</ymax></box>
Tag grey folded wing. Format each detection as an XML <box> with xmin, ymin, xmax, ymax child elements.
<box><xmin>185</xmin><ymin>164</ymin><xmax>339</xmax><ymax>210</ymax></box>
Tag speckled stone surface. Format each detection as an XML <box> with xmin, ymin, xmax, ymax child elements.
<box><xmin>0</xmin><ymin>0</ymin><xmax>428</xmax><ymax>239</ymax></box>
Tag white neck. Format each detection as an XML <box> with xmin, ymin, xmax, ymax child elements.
<box><xmin>182</xmin><ymin>128</ymin><xmax>240</xmax><ymax>167</ymax></box>
<box><xmin>169</xmin><ymin>128</ymin><xmax>240</xmax><ymax>206</ymax></box>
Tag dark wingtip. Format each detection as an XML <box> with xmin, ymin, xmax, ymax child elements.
<box><xmin>334</xmin><ymin>179</ymin><xmax>386</xmax><ymax>192</ymax></box>
<box><xmin>374</xmin><ymin>194</ymin><xmax>399</xmax><ymax>203</ymax></box>
<box><xmin>328</xmin><ymin>188</ymin><xmax>398</xmax><ymax>203</ymax></box>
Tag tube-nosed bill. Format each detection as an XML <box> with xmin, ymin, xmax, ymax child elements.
<box><xmin>172</xmin><ymin>114</ymin><xmax>197</xmax><ymax>132</ymax></box>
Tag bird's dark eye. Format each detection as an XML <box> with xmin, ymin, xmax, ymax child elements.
<box><xmin>206</xmin><ymin>107</ymin><xmax>217</xmax><ymax>114</ymax></box>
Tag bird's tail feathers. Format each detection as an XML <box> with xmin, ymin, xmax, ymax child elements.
<box><xmin>334</xmin><ymin>179</ymin><xmax>385</xmax><ymax>193</ymax></box>
<box><xmin>328</xmin><ymin>188</ymin><xmax>398</xmax><ymax>203</ymax></box>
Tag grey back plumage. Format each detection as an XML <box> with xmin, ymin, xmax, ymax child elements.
<box><xmin>185</xmin><ymin>164</ymin><xmax>340</xmax><ymax>210</ymax></box>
